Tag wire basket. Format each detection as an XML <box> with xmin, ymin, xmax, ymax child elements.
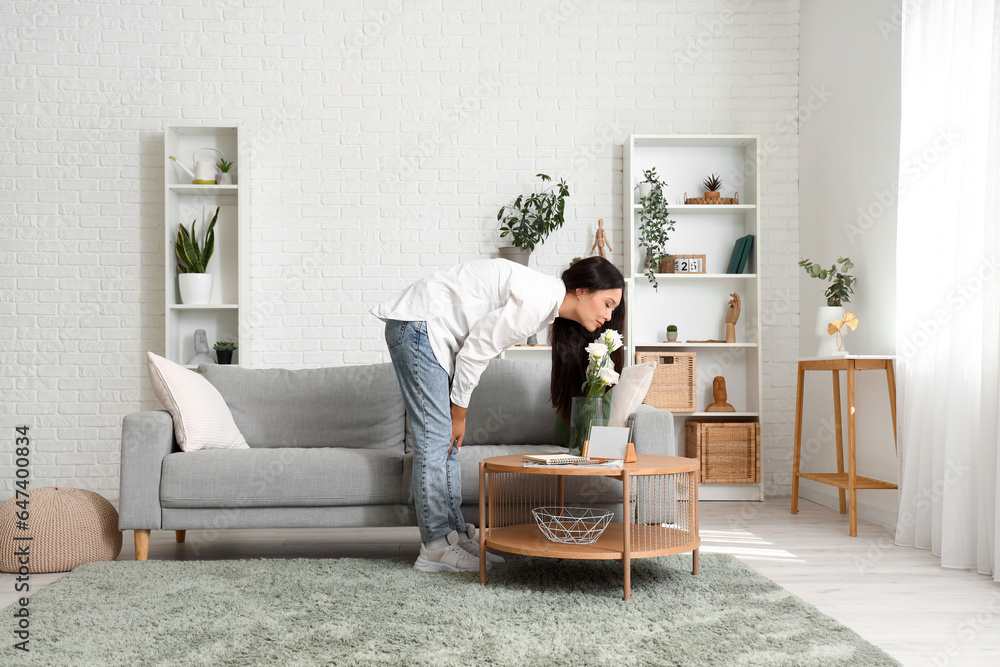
<box><xmin>532</xmin><ymin>507</ymin><xmax>613</xmax><ymax>545</ymax></box>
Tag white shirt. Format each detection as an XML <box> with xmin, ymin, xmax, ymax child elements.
<box><xmin>371</xmin><ymin>259</ymin><xmax>567</xmax><ymax>408</ymax></box>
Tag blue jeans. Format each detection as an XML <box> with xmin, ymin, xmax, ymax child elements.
<box><xmin>384</xmin><ymin>319</ymin><xmax>466</xmax><ymax>544</ymax></box>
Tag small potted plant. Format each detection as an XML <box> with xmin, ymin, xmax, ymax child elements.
<box><xmin>666</xmin><ymin>324</ymin><xmax>678</xmax><ymax>342</ymax></box>
<box><xmin>702</xmin><ymin>173</ymin><xmax>722</xmax><ymax>199</ymax></box>
<box><xmin>497</xmin><ymin>173</ymin><xmax>570</xmax><ymax>266</ymax></box>
<box><xmin>216</xmin><ymin>158</ymin><xmax>235</xmax><ymax>185</ymax></box>
<box><xmin>175</xmin><ymin>206</ymin><xmax>219</xmax><ymax>305</ymax></box>
<box><xmin>800</xmin><ymin>257</ymin><xmax>856</xmax><ymax>357</ymax></box>
<box><xmin>637</xmin><ymin>181</ymin><xmax>675</xmax><ymax>290</ymax></box>
<box><xmin>213</xmin><ymin>340</ymin><xmax>237</xmax><ymax>365</ymax></box>
<box><xmin>637</xmin><ymin>167</ymin><xmax>663</xmax><ymax>200</ymax></box>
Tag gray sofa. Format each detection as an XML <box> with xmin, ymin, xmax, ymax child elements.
<box><xmin>119</xmin><ymin>359</ymin><xmax>675</xmax><ymax>560</ymax></box>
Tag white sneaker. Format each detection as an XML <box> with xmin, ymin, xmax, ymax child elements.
<box><xmin>414</xmin><ymin>530</ymin><xmax>489</xmax><ymax>573</ymax></box>
<box><xmin>459</xmin><ymin>524</ymin><xmax>505</xmax><ymax>564</ymax></box>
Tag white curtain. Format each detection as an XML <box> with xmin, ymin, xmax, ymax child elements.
<box><xmin>895</xmin><ymin>0</ymin><xmax>1000</xmax><ymax>579</ymax></box>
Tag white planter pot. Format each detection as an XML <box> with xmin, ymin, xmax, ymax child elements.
<box><xmin>666</xmin><ymin>331</ymin><xmax>678</xmax><ymax>342</ymax></box>
<box><xmin>815</xmin><ymin>305</ymin><xmax>848</xmax><ymax>357</ymax></box>
<box><xmin>498</xmin><ymin>246</ymin><xmax>531</xmax><ymax>267</ymax></box>
<box><xmin>637</xmin><ymin>183</ymin><xmax>653</xmax><ymax>200</ymax></box>
<box><xmin>216</xmin><ymin>172</ymin><xmax>232</xmax><ymax>185</ymax></box>
<box><xmin>178</xmin><ymin>273</ymin><xmax>214</xmax><ymax>305</ymax></box>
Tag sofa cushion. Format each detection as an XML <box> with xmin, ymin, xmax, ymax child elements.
<box><xmin>146</xmin><ymin>352</ymin><xmax>249</xmax><ymax>452</ymax></box>
<box><xmin>462</xmin><ymin>359</ymin><xmax>557</xmax><ymax>446</ymax></box>
<box><xmin>160</xmin><ymin>447</ymin><xmax>406</xmax><ymax>508</ymax></box>
<box><xmin>608</xmin><ymin>361</ymin><xmax>656</xmax><ymax>427</ymax></box>
<box><xmin>199</xmin><ymin>363</ymin><xmax>404</xmax><ymax>450</ymax></box>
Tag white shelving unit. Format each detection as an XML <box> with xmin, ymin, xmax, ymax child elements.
<box><xmin>624</xmin><ymin>134</ymin><xmax>763</xmax><ymax>501</ymax></box>
<box><xmin>164</xmin><ymin>125</ymin><xmax>249</xmax><ymax>369</ymax></box>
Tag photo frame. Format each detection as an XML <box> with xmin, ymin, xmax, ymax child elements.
<box><xmin>672</xmin><ymin>254</ymin><xmax>706</xmax><ymax>274</ymax></box>
<box><xmin>583</xmin><ymin>422</ymin><xmax>636</xmax><ymax>462</ymax></box>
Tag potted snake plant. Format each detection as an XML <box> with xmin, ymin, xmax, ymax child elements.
<box><xmin>175</xmin><ymin>206</ymin><xmax>219</xmax><ymax>305</ymax></box>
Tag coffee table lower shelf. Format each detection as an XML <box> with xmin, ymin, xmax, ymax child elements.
<box><xmin>486</xmin><ymin>523</ymin><xmax>699</xmax><ymax>560</ymax></box>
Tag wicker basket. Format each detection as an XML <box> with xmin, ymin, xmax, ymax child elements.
<box><xmin>636</xmin><ymin>351</ymin><xmax>696</xmax><ymax>413</ymax></box>
<box><xmin>658</xmin><ymin>257</ymin><xmax>675</xmax><ymax>274</ymax></box>
<box><xmin>685</xmin><ymin>421</ymin><xmax>760</xmax><ymax>484</ymax></box>
<box><xmin>684</xmin><ymin>195</ymin><xmax>740</xmax><ymax>205</ymax></box>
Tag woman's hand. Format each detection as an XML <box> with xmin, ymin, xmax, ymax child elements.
<box><xmin>449</xmin><ymin>403</ymin><xmax>467</xmax><ymax>456</ymax></box>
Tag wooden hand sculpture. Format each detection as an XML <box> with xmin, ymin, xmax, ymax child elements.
<box><xmin>725</xmin><ymin>292</ymin><xmax>740</xmax><ymax>343</ymax></box>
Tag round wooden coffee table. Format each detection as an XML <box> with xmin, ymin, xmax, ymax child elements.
<box><xmin>477</xmin><ymin>454</ymin><xmax>700</xmax><ymax>600</ymax></box>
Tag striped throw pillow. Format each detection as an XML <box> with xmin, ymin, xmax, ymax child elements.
<box><xmin>146</xmin><ymin>352</ymin><xmax>249</xmax><ymax>451</ymax></box>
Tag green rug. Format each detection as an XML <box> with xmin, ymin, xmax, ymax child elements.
<box><xmin>2</xmin><ymin>554</ymin><xmax>898</xmax><ymax>666</ymax></box>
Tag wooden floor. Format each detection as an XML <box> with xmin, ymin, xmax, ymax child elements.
<box><xmin>3</xmin><ymin>498</ymin><xmax>999</xmax><ymax>666</ymax></box>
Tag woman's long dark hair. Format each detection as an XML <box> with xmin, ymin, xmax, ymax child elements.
<box><xmin>550</xmin><ymin>256</ymin><xmax>626</xmax><ymax>423</ymax></box>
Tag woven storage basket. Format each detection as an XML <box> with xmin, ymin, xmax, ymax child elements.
<box><xmin>684</xmin><ymin>196</ymin><xmax>740</xmax><ymax>205</ymax></box>
<box><xmin>0</xmin><ymin>487</ymin><xmax>122</xmax><ymax>573</ymax></box>
<box><xmin>636</xmin><ymin>351</ymin><xmax>696</xmax><ymax>413</ymax></box>
<box><xmin>685</xmin><ymin>421</ymin><xmax>760</xmax><ymax>484</ymax></box>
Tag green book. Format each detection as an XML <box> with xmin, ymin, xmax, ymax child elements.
<box><xmin>736</xmin><ymin>234</ymin><xmax>754</xmax><ymax>273</ymax></box>
<box><xmin>727</xmin><ymin>235</ymin><xmax>749</xmax><ymax>274</ymax></box>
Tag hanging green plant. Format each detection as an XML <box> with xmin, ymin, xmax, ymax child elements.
<box><xmin>637</xmin><ymin>185</ymin><xmax>675</xmax><ymax>290</ymax></box>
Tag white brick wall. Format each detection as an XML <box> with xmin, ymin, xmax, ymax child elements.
<box><xmin>0</xmin><ymin>0</ymin><xmax>800</xmax><ymax>502</ymax></box>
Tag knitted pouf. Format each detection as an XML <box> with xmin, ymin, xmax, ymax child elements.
<box><xmin>0</xmin><ymin>487</ymin><xmax>122</xmax><ymax>573</ymax></box>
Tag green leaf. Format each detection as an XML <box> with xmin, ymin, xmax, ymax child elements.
<box><xmin>181</xmin><ymin>226</ymin><xmax>204</xmax><ymax>273</ymax></box>
<box><xmin>176</xmin><ymin>223</ymin><xmax>200</xmax><ymax>273</ymax></box>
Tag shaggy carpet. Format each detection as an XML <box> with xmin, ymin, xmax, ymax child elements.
<box><xmin>1</xmin><ymin>553</ymin><xmax>899</xmax><ymax>666</ymax></box>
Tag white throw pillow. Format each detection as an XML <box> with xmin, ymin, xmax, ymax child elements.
<box><xmin>608</xmin><ymin>361</ymin><xmax>657</xmax><ymax>428</ymax></box>
<box><xmin>146</xmin><ymin>352</ymin><xmax>249</xmax><ymax>452</ymax></box>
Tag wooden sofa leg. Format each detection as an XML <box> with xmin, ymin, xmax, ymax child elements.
<box><xmin>134</xmin><ymin>529</ymin><xmax>150</xmax><ymax>561</ymax></box>
<box><xmin>175</xmin><ymin>530</ymin><xmax>186</xmax><ymax>543</ymax></box>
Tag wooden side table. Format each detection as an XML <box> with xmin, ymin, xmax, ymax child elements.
<box><xmin>791</xmin><ymin>356</ymin><xmax>898</xmax><ymax>536</ymax></box>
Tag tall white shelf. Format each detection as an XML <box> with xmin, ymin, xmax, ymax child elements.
<box><xmin>164</xmin><ymin>125</ymin><xmax>249</xmax><ymax>369</ymax></box>
<box><xmin>624</xmin><ymin>134</ymin><xmax>763</xmax><ymax>501</ymax></box>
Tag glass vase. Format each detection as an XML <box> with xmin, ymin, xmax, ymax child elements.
<box><xmin>568</xmin><ymin>396</ymin><xmax>604</xmax><ymax>457</ymax></box>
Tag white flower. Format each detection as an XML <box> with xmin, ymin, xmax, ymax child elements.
<box><xmin>585</xmin><ymin>342</ymin><xmax>606</xmax><ymax>359</ymax></box>
<box><xmin>603</xmin><ymin>329</ymin><xmax>624</xmax><ymax>352</ymax></box>
<box><xmin>599</xmin><ymin>367</ymin><xmax>620</xmax><ymax>386</ymax></box>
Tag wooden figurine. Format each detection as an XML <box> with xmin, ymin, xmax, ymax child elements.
<box><xmin>705</xmin><ymin>376</ymin><xmax>735</xmax><ymax>412</ymax></box>
<box><xmin>590</xmin><ymin>218</ymin><xmax>612</xmax><ymax>259</ymax></box>
<box><xmin>725</xmin><ymin>292</ymin><xmax>740</xmax><ymax>343</ymax></box>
